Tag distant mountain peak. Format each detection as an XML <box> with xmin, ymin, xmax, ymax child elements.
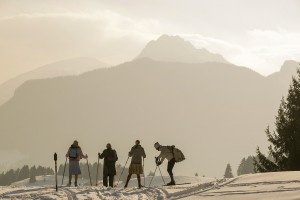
<box><xmin>136</xmin><ymin>34</ymin><xmax>229</xmax><ymax>64</ymax></box>
<box><xmin>280</xmin><ymin>60</ymin><xmax>299</xmax><ymax>72</ymax></box>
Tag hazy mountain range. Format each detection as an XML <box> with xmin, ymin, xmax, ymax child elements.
<box><xmin>0</xmin><ymin>57</ymin><xmax>109</xmax><ymax>106</ymax></box>
<box><xmin>0</xmin><ymin>35</ymin><xmax>299</xmax><ymax>177</ymax></box>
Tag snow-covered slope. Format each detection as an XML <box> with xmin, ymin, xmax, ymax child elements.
<box><xmin>1</xmin><ymin>172</ymin><xmax>300</xmax><ymax>199</ymax></box>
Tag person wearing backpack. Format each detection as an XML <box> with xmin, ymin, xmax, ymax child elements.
<box><xmin>99</xmin><ymin>143</ymin><xmax>118</xmax><ymax>187</ymax></box>
<box><xmin>154</xmin><ymin>142</ymin><xmax>176</xmax><ymax>186</ymax></box>
<box><xmin>65</xmin><ymin>140</ymin><xmax>88</xmax><ymax>187</ymax></box>
<box><xmin>124</xmin><ymin>140</ymin><xmax>146</xmax><ymax>188</ymax></box>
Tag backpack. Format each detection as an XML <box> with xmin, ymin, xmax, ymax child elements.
<box><xmin>168</xmin><ymin>145</ymin><xmax>185</xmax><ymax>163</ymax></box>
<box><xmin>69</xmin><ymin>147</ymin><xmax>78</xmax><ymax>159</ymax></box>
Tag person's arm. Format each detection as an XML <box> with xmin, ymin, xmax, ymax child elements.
<box><xmin>157</xmin><ymin>147</ymin><xmax>166</xmax><ymax>163</ymax></box>
<box><xmin>142</xmin><ymin>148</ymin><xmax>146</xmax><ymax>158</ymax></box>
<box><xmin>65</xmin><ymin>148</ymin><xmax>70</xmax><ymax>157</ymax></box>
<box><xmin>99</xmin><ymin>150</ymin><xmax>105</xmax><ymax>159</ymax></box>
<box><xmin>78</xmin><ymin>148</ymin><xmax>88</xmax><ymax>159</ymax></box>
<box><xmin>158</xmin><ymin>153</ymin><xmax>166</xmax><ymax>163</ymax></box>
<box><xmin>128</xmin><ymin>147</ymin><xmax>133</xmax><ymax>157</ymax></box>
<box><xmin>115</xmin><ymin>150</ymin><xmax>118</xmax><ymax>162</ymax></box>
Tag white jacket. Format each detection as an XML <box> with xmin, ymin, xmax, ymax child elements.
<box><xmin>157</xmin><ymin>146</ymin><xmax>174</xmax><ymax>163</ymax></box>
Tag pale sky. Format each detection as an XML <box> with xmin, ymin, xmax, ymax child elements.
<box><xmin>1</xmin><ymin>0</ymin><xmax>300</xmax><ymax>84</ymax></box>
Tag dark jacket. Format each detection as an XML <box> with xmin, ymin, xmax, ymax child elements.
<box><xmin>129</xmin><ymin>144</ymin><xmax>146</xmax><ymax>164</ymax></box>
<box><xmin>99</xmin><ymin>148</ymin><xmax>118</xmax><ymax>175</ymax></box>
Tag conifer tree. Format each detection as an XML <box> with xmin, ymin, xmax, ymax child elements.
<box><xmin>255</xmin><ymin>68</ymin><xmax>300</xmax><ymax>172</ymax></box>
<box><xmin>17</xmin><ymin>165</ymin><xmax>30</xmax><ymax>181</ymax></box>
<box><xmin>224</xmin><ymin>163</ymin><xmax>234</xmax><ymax>178</ymax></box>
<box><xmin>29</xmin><ymin>166</ymin><xmax>37</xmax><ymax>183</ymax></box>
<box><xmin>237</xmin><ymin>156</ymin><xmax>255</xmax><ymax>175</ymax></box>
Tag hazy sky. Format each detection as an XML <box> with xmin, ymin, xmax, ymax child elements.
<box><xmin>1</xmin><ymin>0</ymin><xmax>300</xmax><ymax>84</ymax></box>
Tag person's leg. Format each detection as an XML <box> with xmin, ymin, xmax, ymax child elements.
<box><xmin>167</xmin><ymin>158</ymin><xmax>176</xmax><ymax>185</ymax></box>
<box><xmin>103</xmin><ymin>174</ymin><xmax>108</xmax><ymax>187</ymax></box>
<box><xmin>124</xmin><ymin>174</ymin><xmax>132</xmax><ymax>188</ymax></box>
<box><xmin>68</xmin><ymin>174</ymin><xmax>72</xmax><ymax>186</ymax></box>
<box><xmin>137</xmin><ymin>174</ymin><xmax>141</xmax><ymax>188</ymax></box>
<box><xmin>74</xmin><ymin>174</ymin><xmax>78</xmax><ymax>186</ymax></box>
<box><xmin>109</xmin><ymin>175</ymin><xmax>114</xmax><ymax>187</ymax></box>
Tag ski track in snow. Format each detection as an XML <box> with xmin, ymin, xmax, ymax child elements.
<box><xmin>0</xmin><ymin>179</ymin><xmax>218</xmax><ymax>199</ymax></box>
<box><xmin>60</xmin><ymin>187</ymin><xmax>78</xmax><ymax>200</ymax></box>
<box><xmin>4</xmin><ymin>173</ymin><xmax>300</xmax><ymax>199</ymax></box>
<box><xmin>159</xmin><ymin>180</ymin><xmax>228</xmax><ymax>199</ymax></box>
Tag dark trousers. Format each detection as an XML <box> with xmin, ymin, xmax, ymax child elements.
<box><xmin>167</xmin><ymin>158</ymin><xmax>176</xmax><ymax>178</ymax></box>
<box><xmin>103</xmin><ymin>174</ymin><xmax>114</xmax><ymax>187</ymax></box>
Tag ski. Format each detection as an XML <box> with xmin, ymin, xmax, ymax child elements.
<box><xmin>162</xmin><ymin>182</ymin><xmax>191</xmax><ymax>186</ymax></box>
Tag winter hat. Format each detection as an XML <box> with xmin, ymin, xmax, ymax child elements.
<box><xmin>154</xmin><ymin>142</ymin><xmax>160</xmax><ymax>149</ymax></box>
<box><xmin>135</xmin><ymin>140</ymin><xmax>140</xmax><ymax>145</ymax></box>
<box><xmin>106</xmin><ymin>143</ymin><xmax>112</xmax><ymax>149</ymax></box>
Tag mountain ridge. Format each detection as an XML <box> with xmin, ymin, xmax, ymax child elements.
<box><xmin>0</xmin><ymin>58</ymin><xmax>291</xmax><ymax>177</ymax></box>
<box><xmin>0</xmin><ymin>57</ymin><xmax>109</xmax><ymax>106</ymax></box>
<box><xmin>136</xmin><ymin>35</ymin><xmax>229</xmax><ymax>64</ymax></box>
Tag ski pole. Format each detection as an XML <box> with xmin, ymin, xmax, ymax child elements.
<box><xmin>96</xmin><ymin>153</ymin><xmax>100</xmax><ymax>186</ymax></box>
<box><xmin>86</xmin><ymin>157</ymin><xmax>92</xmax><ymax>186</ymax></box>
<box><xmin>157</xmin><ymin>165</ymin><xmax>165</xmax><ymax>185</ymax></box>
<box><xmin>115</xmin><ymin>156</ymin><xmax>129</xmax><ymax>187</ymax></box>
<box><xmin>148</xmin><ymin>165</ymin><xmax>158</xmax><ymax>187</ymax></box>
<box><xmin>54</xmin><ymin>153</ymin><xmax>58</xmax><ymax>191</ymax></box>
<box><xmin>61</xmin><ymin>157</ymin><xmax>67</xmax><ymax>185</ymax></box>
<box><xmin>143</xmin><ymin>157</ymin><xmax>145</xmax><ymax>187</ymax></box>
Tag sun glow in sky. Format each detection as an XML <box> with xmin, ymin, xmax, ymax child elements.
<box><xmin>0</xmin><ymin>0</ymin><xmax>300</xmax><ymax>84</ymax></box>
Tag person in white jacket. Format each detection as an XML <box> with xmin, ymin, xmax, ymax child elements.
<box><xmin>154</xmin><ymin>142</ymin><xmax>176</xmax><ymax>185</ymax></box>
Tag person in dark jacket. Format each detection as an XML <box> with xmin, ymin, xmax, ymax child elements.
<box><xmin>65</xmin><ymin>140</ymin><xmax>88</xmax><ymax>187</ymax></box>
<box><xmin>124</xmin><ymin>140</ymin><xmax>146</xmax><ymax>188</ymax></box>
<box><xmin>99</xmin><ymin>143</ymin><xmax>118</xmax><ymax>187</ymax></box>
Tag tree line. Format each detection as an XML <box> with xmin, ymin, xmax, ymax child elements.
<box><xmin>223</xmin><ymin>156</ymin><xmax>255</xmax><ymax>178</ymax></box>
<box><xmin>0</xmin><ymin>165</ymin><xmax>54</xmax><ymax>186</ymax></box>
<box><xmin>0</xmin><ymin>162</ymin><xmax>129</xmax><ymax>186</ymax></box>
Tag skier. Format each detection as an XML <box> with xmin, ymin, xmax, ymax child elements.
<box><xmin>124</xmin><ymin>140</ymin><xmax>146</xmax><ymax>188</ymax></box>
<box><xmin>99</xmin><ymin>143</ymin><xmax>118</xmax><ymax>187</ymax></box>
<box><xmin>65</xmin><ymin>140</ymin><xmax>88</xmax><ymax>187</ymax></box>
<box><xmin>154</xmin><ymin>142</ymin><xmax>176</xmax><ymax>185</ymax></box>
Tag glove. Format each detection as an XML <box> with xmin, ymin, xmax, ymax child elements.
<box><xmin>85</xmin><ymin>154</ymin><xmax>88</xmax><ymax>158</ymax></box>
<box><xmin>157</xmin><ymin>161</ymin><xmax>162</xmax><ymax>166</ymax></box>
<box><xmin>155</xmin><ymin>157</ymin><xmax>159</xmax><ymax>164</ymax></box>
<box><xmin>98</xmin><ymin>153</ymin><xmax>101</xmax><ymax>158</ymax></box>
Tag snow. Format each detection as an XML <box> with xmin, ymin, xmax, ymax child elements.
<box><xmin>1</xmin><ymin>172</ymin><xmax>300</xmax><ymax>199</ymax></box>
